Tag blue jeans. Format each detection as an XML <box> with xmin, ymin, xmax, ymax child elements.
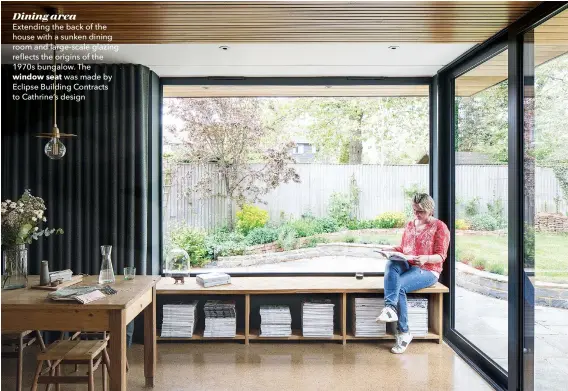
<box><xmin>384</xmin><ymin>260</ymin><xmax>438</xmax><ymax>333</ymax></box>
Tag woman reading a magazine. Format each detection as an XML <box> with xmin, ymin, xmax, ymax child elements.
<box><xmin>375</xmin><ymin>193</ymin><xmax>450</xmax><ymax>354</ymax></box>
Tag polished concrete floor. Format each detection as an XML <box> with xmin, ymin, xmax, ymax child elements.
<box><xmin>2</xmin><ymin>340</ymin><xmax>493</xmax><ymax>391</ymax></box>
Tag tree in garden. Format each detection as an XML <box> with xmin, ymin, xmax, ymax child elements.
<box><xmin>165</xmin><ymin>97</ymin><xmax>300</xmax><ymax>229</ymax></box>
<box><xmin>279</xmin><ymin>97</ymin><xmax>429</xmax><ymax>164</ymax></box>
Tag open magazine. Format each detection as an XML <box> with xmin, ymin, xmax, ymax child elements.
<box><xmin>374</xmin><ymin>251</ymin><xmax>414</xmax><ymax>262</ymax></box>
<box><xmin>48</xmin><ymin>285</ymin><xmax>117</xmax><ymax>304</ymax></box>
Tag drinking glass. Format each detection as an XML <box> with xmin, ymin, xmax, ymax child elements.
<box><xmin>124</xmin><ymin>267</ymin><xmax>136</xmax><ymax>280</ymax></box>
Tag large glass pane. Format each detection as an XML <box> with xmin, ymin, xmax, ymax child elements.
<box><xmin>524</xmin><ymin>10</ymin><xmax>568</xmax><ymax>391</ymax></box>
<box><xmin>454</xmin><ymin>49</ymin><xmax>509</xmax><ymax>370</ymax></box>
<box><xmin>162</xmin><ymin>87</ymin><xmax>430</xmax><ymax>274</ymax></box>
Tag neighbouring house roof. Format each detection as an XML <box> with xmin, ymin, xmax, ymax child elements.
<box><xmin>456</xmin><ymin>151</ymin><xmax>495</xmax><ymax>165</ymax></box>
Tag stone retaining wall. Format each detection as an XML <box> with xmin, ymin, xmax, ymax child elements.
<box><xmin>243</xmin><ymin>228</ymin><xmax>404</xmax><ymax>255</ymax></box>
<box><xmin>214</xmin><ymin>242</ymin><xmax>384</xmax><ymax>268</ymax></box>
<box><xmin>456</xmin><ymin>262</ymin><xmax>568</xmax><ymax>309</ymax></box>
<box><xmin>536</xmin><ymin>213</ymin><xmax>568</xmax><ymax>233</ymax></box>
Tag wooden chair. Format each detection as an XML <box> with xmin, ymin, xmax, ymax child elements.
<box><xmin>61</xmin><ymin>331</ymin><xmax>129</xmax><ymax>372</ymax></box>
<box><xmin>31</xmin><ymin>339</ymin><xmax>110</xmax><ymax>391</ymax></box>
<box><xmin>1</xmin><ymin>330</ymin><xmax>48</xmax><ymax>391</ymax></box>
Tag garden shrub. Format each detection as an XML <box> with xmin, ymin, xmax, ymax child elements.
<box><xmin>472</xmin><ymin>258</ymin><xmax>487</xmax><ymax>271</ymax></box>
<box><xmin>245</xmin><ymin>227</ymin><xmax>279</xmax><ymax>246</ymax></box>
<box><xmin>302</xmin><ymin>237</ymin><xmax>330</xmax><ymax>248</ymax></box>
<box><xmin>349</xmin><ymin>219</ymin><xmax>381</xmax><ymax>230</ymax></box>
<box><xmin>204</xmin><ymin>231</ymin><xmax>246</xmax><ymax>258</ymax></box>
<box><xmin>344</xmin><ymin>236</ymin><xmax>356</xmax><ymax>243</ymax></box>
<box><xmin>455</xmin><ymin>219</ymin><xmax>470</xmax><ymax>230</ymax></box>
<box><xmin>314</xmin><ymin>217</ymin><xmax>339</xmax><ymax>233</ymax></box>
<box><xmin>236</xmin><ymin>204</ymin><xmax>269</xmax><ymax>235</ymax></box>
<box><xmin>487</xmin><ymin>197</ymin><xmax>507</xmax><ymax>229</ymax></box>
<box><xmin>346</xmin><ymin>219</ymin><xmax>361</xmax><ymax>230</ymax></box>
<box><xmin>488</xmin><ymin>262</ymin><xmax>506</xmax><ymax>275</ymax></box>
<box><xmin>169</xmin><ymin>226</ymin><xmax>208</xmax><ymax>266</ymax></box>
<box><xmin>328</xmin><ymin>192</ymin><xmax>355</xmax><ymax>227</ymax></box>
<box><xmin>290</xmin><ymin>216</ymin><xmax>340</xmax><ymax>238</ymax></box>
<box><xmin>469</xmin><ymin>214</ymin><xmax>499</xmax><ymax>231</ymax></box>
<box><xmin>277</xmin><ymin>225</ymin><xmax>298</xmax><ymax>251</ymax></box>
<box><xmin>290</xmin><ymin>218</ymin><xmax>319</xmax><ymax>238</ymax></box>
<box><xmin>375</xmin><ymin>212</ymin><xmax>406</xmax><ymax>229</ymax></box>
<box><xmin>465</xmin><ymin>197</ymin><xmax>480</xmax><ymax>218</ymax></box>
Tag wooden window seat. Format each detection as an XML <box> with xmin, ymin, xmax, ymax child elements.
<box><xmin>156</xmin><ymin>276</ymin><xmax>448</xmax><ymax>345</ymax></box>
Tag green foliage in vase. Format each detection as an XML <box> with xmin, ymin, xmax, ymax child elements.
<box><xmin>1</xmin><ymin>190</ymin><xmax>63</xmax><ymax>246</ymax></box>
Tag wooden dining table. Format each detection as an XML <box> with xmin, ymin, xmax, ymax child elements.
<box><xmin>1</xmin><ymin>275</ymin><xmax>160</xmax><ymax>391</ymax></box>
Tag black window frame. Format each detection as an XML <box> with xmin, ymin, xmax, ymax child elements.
<box><xmin>434</xmin><ymin>2</ymin><xmax>568</xmax><ymax>390</ymax></box>
<box><xmin>159</xmin><ymin>76</ymin><xmax>432</xmax><ymax>277</ymax></box>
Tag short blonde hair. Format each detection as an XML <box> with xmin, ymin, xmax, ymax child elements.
<box><xmin>412</xmin><ymin>193</ymin><xmax>435</xmax><ymax>215</ymax></box>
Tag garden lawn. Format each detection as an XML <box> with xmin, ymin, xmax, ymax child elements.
<box><xmin>345</xmin><ymin>231</ymin><xmax>568</xmax><ymax>284</ymax></box>
<box><xmin>455</xmin><ymin>233</ymin><xmax>568</xmax><ymax>284</ymax></box>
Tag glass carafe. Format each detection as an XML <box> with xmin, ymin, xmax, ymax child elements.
<box><xmin>99</xmin><ymin>245</ymin><xmax>115</xmax><ymax>284</ymax></box>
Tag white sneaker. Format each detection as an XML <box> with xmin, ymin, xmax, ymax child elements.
<box><xmin>391</xmin><ymin>332</ymin><xmax>413</xmax><ymax>354</ymax></box>
<box><xmin>376</xmin><ymin>306</ymin><xmax>398</xmax><ymax>322</ymax></box>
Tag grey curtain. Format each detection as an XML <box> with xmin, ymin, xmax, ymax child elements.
<box><xmin>1</xmin><ymin>64</ymin><xmax>161</xmax><ymax>276</ymax></box>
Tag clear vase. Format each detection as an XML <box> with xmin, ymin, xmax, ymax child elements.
<box><xmin>2</xmin><ymin>244</ymin><xmax>28</xmax><ymax>290</ymax></box>
<box><xmin>99</xmin><ymin>245</ymin><xmax>115</xmax><ymax>284</ymax></box>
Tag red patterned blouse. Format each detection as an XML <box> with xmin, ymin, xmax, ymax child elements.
<box><xmin>393</xmin><ymin>219</ymin><xmax>450</xmax><ymax>277</ymax></box>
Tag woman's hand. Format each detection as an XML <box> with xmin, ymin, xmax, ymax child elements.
<box><xmin>413</xmin><ymin>255</ymin><xmax>429</xmax><ymax>266</ymax></box>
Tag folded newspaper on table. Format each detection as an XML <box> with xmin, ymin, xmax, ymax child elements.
<box><xmin>196</xmin><ymin>272</ymin><xmax>231</xmax><ymax>288</ymax></box>
<box><xmin>47</xmin><ymin>285</ymin><xmax>117</xmax><ymax>304</ymax></box>
<box><xmin>374</xmin><ymin>251</ymin><xmax>413</xmax><ymax>262</ymax></box>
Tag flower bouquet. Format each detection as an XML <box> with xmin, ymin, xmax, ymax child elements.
<box><xmin>1</xmin><ymin>190</ymin><xmax>63</xmax><ymax>289</ymax></box>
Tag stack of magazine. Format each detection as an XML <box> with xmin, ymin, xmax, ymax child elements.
<box><xmin>407</xmin><ymin>297</ymin><xmax>429</xmax><ymax>336</ymax></box>
<box><xmin>260</xmin><ymin>305</ymin><xmax>292</xmax><ymax>337</ymax></box>
<box><xmin>203</xmin><ymin>300</ymin><xmax>236</xmax><ymax>337</ymax></box>
<box><xmin>49</xmin><ymin>269</ymin><xmax>73</xmax><ymax>282</ymax></box>
<box><xmin>301</xmin><ymin>299</ymin><xmax>335</xmax><ymax>338</ymax></box>
<box><xmin>352</xmin><ymin>297</ymin><xmax>386</xmax><ymax>337</ymax></box>
<box><xmin>196</xmin><ymin>272</ymin><xmax>231</xmax><ymax>288</ymax></box>
<box><xmin>160</xmin><ymin>302</ymin><xmax>198</xmax><ymax>338</ymax></box>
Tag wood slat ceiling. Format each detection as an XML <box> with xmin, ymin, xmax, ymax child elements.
<box><xmin>163</xmin><ymin>84</ymin><xmax>430</xmax><ymax>98</ymax></box>
<box><xmin>456</xmin><ymin>9</ymin><xmax>568</xmax><ymax>96</ymax></box>
<box><xmin>2</xmin><ymin>1</ymin><xmax>540</xmax><ymax>44</ymax></box>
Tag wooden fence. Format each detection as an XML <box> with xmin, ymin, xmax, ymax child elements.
<box><xmin>164</xmin><ymin>163</ymin><xmax>567</xmax><ymax>231</ymax></box>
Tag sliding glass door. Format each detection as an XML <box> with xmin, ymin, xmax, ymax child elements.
<box><xmin>454</xmin><ymin>48</ymin><xmax>509</xmax><ymax>371</ymax></box>
<box><xmin>438</xmin><ymin>5</ymin><xmax>568</xmax><ymax>390</ymax></box>
<box><xmin>522</xmin><ymin>9</ymin><xmax>568</xmax><ymax>391</ymax></box>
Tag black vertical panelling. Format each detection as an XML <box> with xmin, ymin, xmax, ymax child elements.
<box><xmin>149</xmin><ymin>72</ymin><xmax>161</xmax><ymax>275</ymax></box>
<box><xmin>1</xmin><ymin>64</ymin><xmax>160</xmax><ymax>276</ymax></box>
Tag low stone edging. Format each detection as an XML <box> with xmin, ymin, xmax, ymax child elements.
<box><xmin>456</xmin><ymin>262</ymin><xmax>568</xmax><ymax>309</ymax></box>
<box><xmin>244</xmin><ymin>228</ymin><xmax>404</xmax><ymax>255</ymax></box>
<box><xmin>213</xmin><ymin>242</ymin><xmax>384</xmax><ymax>268</ymax></box>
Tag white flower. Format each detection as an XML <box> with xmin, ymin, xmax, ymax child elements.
<box><xmin>18</xmin><ymin>202</ymin><xmax>23</xmax><ymax>207</ymax></box>
<box><xmin>6</xmin><ymin>200</ymin><xmax>11</xmax><ymax>203</ymax></box>
<box><xmin>18</xmin><ymin>208</ymin><xmax>23</xmax><ymax>213</ymax></box>
<box><xmin>32</xmin><ymin>217</ymin><xmax>37</xmax><ymax>222</ymax></box>
<box><xmin>34</xmin><ymin>227</ymin><xmax>39</xmax><ymax>231</ymax></box>
<box><xmin>10</xmin><ymin>204</ymin><xmax>16</xmax><ymax>209</ymax></box>
<box><xmin>42</xmin><ymin>217</ymin><xmax>47</xmax><ymax>222</ymax></box>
